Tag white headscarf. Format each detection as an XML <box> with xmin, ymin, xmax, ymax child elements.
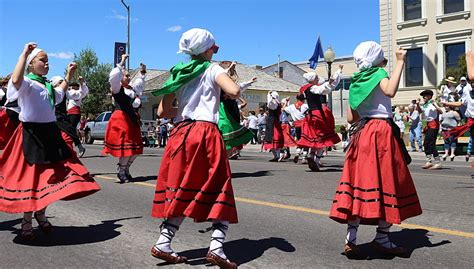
<box><xmin>25</xmin><ymin>48</ymin><xmax>44</xmax><ymax>73</ymax></box>
<box><xmin>270</xmin><ymin>90</ymin><xmax>280</xmax><ymax>102</ymax></box>
<box><xmin>178</xmin><ymin>28</ymin><xmax>215</xmax><ymax>56</ymax></box>
<box><xmin>303</xmin><ymin>72</ymin><xmax>317</xmax><ymax>83</ymax></box>
<box><xmin>50</xmin><ymin>76</ymin><xmax>63</xmax><ymax>87</ymax></box>
<box><xmin>353</xmin><ymin>41</ymin><xmax>385</xmax><ymax>70</ymax></box>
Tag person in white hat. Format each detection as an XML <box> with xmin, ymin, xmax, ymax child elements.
<box><xmin>0</xmin><ymin>42</ymin><xmax>100</xmax><ymax>241</ymax></box>
<box><xmin>149</xmin><ymin>28</ymin><xmax>240</xmax><ymax>269</ymax></box>
<box><xmin>297</xmin><ymin>66</ymin><xmax>343</xmax><ymax>171</ymax></box>
<box><xmin>440</xmin><ymin>76</ymin><xmax>458</xmax><ymax>103</ymax></box>
<box><xmin>330</xmin><ymin>41</ymin><xmax>421</xmax><ymax>258</ymax></box>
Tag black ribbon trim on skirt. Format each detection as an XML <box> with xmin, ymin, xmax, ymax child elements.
<box><xmin>300</xmin><ymin>132</ymin><xmax>338</xmax><ymax>143</ymax></box>
<box><xmin>104</xmin><ymin>142</ymin><xmax>143</xmax><ymax>150</ymax></box>
<box><xmin>153</xmin><ymin>197</ymin><xmax>236</xmax><ymax>208</ymax></box>
<box><xmin>347</xmin><ymin>118</ymin><xmax>412</xmax><ymax>165</ymax></box>
<box><xmin>338</xmin><ymin>182</ymin><xmax>418</xmax><ymax>199</ymax></box>
<box><xmin>332</xmin><ymin>191</ymin><xmax>420</xmax><ymax>209</ymax></box>
<box><xmin>22</xmin><ymin>122</ymin><xmax>71</xmax><ymax>164</ymax></box>
<box><xmin>155</xmin><ymin>187</ymin><xmax>233</xmax><ymax>197</ymax></box>
<box><xmin>0</xmin><ymin>176</ymin><xmax>95</xmax><ymax>201</ymax></box>
<box><xmin>0</xmin><ymin>173</ymin><xmax>90</xmax><ymax>193</ymax></box>
<box><xmin>168</xmin><ymin>120</ymin><xmax>218</xmax><ymax>159</ymax></box>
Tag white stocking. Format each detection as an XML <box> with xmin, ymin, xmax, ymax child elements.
<box><xmin>210</xmin><ymin>221</ymin><xmax>230</xmax><ymax>260</ymax></box>
<box><xmin>346</xmin><ymin>218</ymin><xmax>360</xmax><ymax>245</ymax></box>
<box><xmin>374</xmin><ymin>220</ymin><xmax>398</xmax><ymax>249</ymax></box>
<box><xmin>155</xmin><ymin>217</ymin><xmax>185</xmax><ymax>256</ymax></box>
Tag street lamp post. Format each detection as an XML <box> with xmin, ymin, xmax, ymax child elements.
<box><xmin>120</xmin><ymin>0</ymin><xmax>130</xmax><ymax>71</ymax></box>
<box><xmin>324</xmin><ymin>46</ymin><xmax>336</xmax><ymax>110</ymax></box>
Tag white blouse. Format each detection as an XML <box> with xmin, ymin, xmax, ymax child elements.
<box><xmin>109</xmin><ymin>65</ymin><xmax>144</xmax><ymax>108</ymax></box>
<box><xmin>356</xmin><ymin>86</ymin><xmax>392</xmax><ymax>119</ymax></box>
<box><xmin>175</xmin><ymin>63</ymin><xmax>226</xmax><ymax>124</ymax></box>
<box><xmin>7</xmin><ymin>76</ymin><xmax>65</xmax><ymax>123</ymax></box>
<box><xmin>67</xmin><ymin>83</ymin><xmax>89</xmax><ymax>110</ymax></box>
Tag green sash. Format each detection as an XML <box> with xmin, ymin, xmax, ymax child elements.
<box><xmin>26</xmin><ymin>73</ymin><xmax>55</xmax><ymax>108</ymax></box>
<box><xmin>151</xmin><ymin>59</ymin><xmax>211</xmax><ymax>96</ymax></box>
<box><xmin>349</xmin><ymin>67</ymin><xmax>389</xmax><ymax>110</ymax></box>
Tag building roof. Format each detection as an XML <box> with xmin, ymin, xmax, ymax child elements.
<box><xmin>143</xmin><ymin>62</ymin><xmax>301</xmax><ymax>93</ymax></box>
<box><xmin>261</xmin><ymin>60</ymin><xmax>307</xmax><ymax>73</ymax></box>
<box><xmin>129</xmin><ymin>68</ymin><xmax>167</xmax><ymax>83</ymax></box>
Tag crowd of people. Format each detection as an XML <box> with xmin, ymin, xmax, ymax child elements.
<box><xmin>0</xmin><ymin>28</ymin><xmax>474</xmax><ymax>268</ymax></box>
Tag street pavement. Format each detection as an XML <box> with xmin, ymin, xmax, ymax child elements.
<box><xmin>1</xmin><ymin>143</ymin><xmax>473</xmax><ymax>268</ymax></box>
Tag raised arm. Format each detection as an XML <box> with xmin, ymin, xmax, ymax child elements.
<box><xmin>239</xmin><ymin>77</ymin><xmax>257</xmax><ymax>93</ymax></box>
<box><xmin>309</xmin><ymin>65</ymin><xmax>343</xmax><ymax>95</ymax></box>
<box><xmin>467</xmin><ymin>51</ymin><xmax>474</xmax><ymax>81</ymax></box>
<box><xmin>379</xmin><ymin>48</ymin><xmax>406</xmax><ymax>98</ymax></box>
<box><xmin>158</xmin><ymin>93</ymin><xmax>177</xmax><ymax>118</ymax></box>
<box><xmin>216</xmin><ymin>73</ymin><xmax>240</xmax><ymax>99</ymax></box>
<box><xmin>131</xmin><ymin>63</ymin><xmax>147</xmax><ymax>96</ymax></box>
<box><xmin>109</xmin><ymin>54</ymin><xmax>128</xmax><ymax>94</ymax></box>
<box><xmin>11</xmin><ymin>42</ymin><xmax>37</xmax><ymax>90</ymax></box>
<box><xmin>58</xmin><ymin>63</ymin><xmax>77</xmax><ymax>92</ymax></box>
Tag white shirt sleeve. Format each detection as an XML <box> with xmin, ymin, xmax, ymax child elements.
<box><xmin>267</xmin><ymin>93</ymin><xmax>279</xmax><ymax>110</ymax></box>
<box><xmin>80</xmin><ymin>83</ymin><xmax>89</xmax><ymax>98</ymax></box>
<box><xmin>66</xmin><ymin>88</ymin><xmax>82</xmax><ymax>100</ymax></box>
<box><xmin>54</xmin><ymin>87</ymin><xmax>65</xmax><ymax>105</ymax></box>
<box><xmin>239</xmin><ymin>80</ymin><xmax>253</xmax><ymax>94</ymax></box>
<box><xmin>0</xmin><ymin>88</ymin><xmax>5</xmax><ymax>99</ymax></box>
<box><xmin>7</xmin><ymin>77</ymin><xmax>33</xmax><ymax>98</ymax></box>
<box><xmin>301</xmin><ymin>104</ymin><xmax>309</xmax><ymax>113</ymax></box>
<box><xmin>131</xmin><ymin>74</ymin><xmax>146</xmax><ymax>96</ymax></box>
<box><xmin>132</xmin><ymin>97</ymin><xmax>142</xmax><ymax>108</ymax></box>
<box><xmin>309</xmin><ymin>69</ymin><xmax>342</xmax><ymax>95</ymax></box>
<box><xmin>109</xmin><ymin>65</ymin><xmax>124</xmax><ymax>94</ymax></box>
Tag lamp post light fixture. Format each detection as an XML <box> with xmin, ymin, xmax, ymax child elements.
<box><xmin>324</xmin><ymin>46</ymin><xmax>336</xmax><ymax>110</ymax></box>
<box><xmin>120</xmin><ymin>0</ymin><xmax>130</xmax><ymax>71</ymax></box>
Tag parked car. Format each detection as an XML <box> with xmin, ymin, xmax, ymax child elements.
<box><xmin>84</xmin><ymin>111</ymin><xmax>155</xmax><ymax>144</ymax></box>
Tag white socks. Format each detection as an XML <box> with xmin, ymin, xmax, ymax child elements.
<box><xmin>210</xmin><ymin>221</ymin><xmax>230</xmax><ymax>260</ymax></box>
<box><xmin>155</xmin><ymin>217</ymin><xmax>185</xmax><ymax>256</ymax></box>
<box><xmin>374</xmin><ymin>220</ymin><xmax>398</xmax><ymax>249</ymax></box>
<box><xmin>346</xmin><ymin>218</ymin><xmax>360</xmax><ymax>245</ymax></box>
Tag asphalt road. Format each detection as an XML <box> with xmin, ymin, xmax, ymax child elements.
<box><xmin>1</xmin><ymin>144</ymin><xmax>473</xmax><ymax>268</ymax></box>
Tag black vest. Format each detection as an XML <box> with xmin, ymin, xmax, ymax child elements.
<box><xmin>114</xmin><ymin>87</ymin><xmax>139</xmax><ymax>124</ymax></box>
<box><xmin>304</xmin><ymin>89</ymin><xmax>323</xmax><ymax>111</ymax></box>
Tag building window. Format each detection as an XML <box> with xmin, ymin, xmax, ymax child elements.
<box><xmin>445</xmin><ymin>42</ymin><xmax>465</xmax><ymax>71</ymax></box>
<box><xmin>405</xmin><ymin>48</ymin><xmax>423</xmax><ymax>87</ymax></box>
<box><xmin>404</xmin><ymin>0</ymin><xmax>422</xmax><ymax>21</ymax></box>
<box><xmin>444</xmin><ymin>0</ymin><xmax>464</xmax><ymax>14</ymax></box>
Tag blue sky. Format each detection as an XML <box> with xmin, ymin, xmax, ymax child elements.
<box><xmin>0</xmin><ymin>0</ymin><xmax>380</xmax><ymax>77</ymax></box>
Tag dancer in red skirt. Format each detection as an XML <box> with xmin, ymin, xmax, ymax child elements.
<box><xmin>102</xmin><ymin>54</ymin><xmax>144</xmax><ymax>183</ymax></box>
<box><xmin>263</xmin><ymin>91</ymin><xmax>286</xmax><ymax>161</ymax></box>
<box><xmin>330</xmin><ymin>41</ymin><xmax>422</xmax><ymax>258</ymax></box>
<box><xmin>0</xmin><ymin>42</ymin><xmax>100</xmax><ymax>241</ymax></box>
<box><xmin>284</xmin><ymin>94</ymin><xmax>308</xmax><ymax>163</ymax></box>
<box><xmin>149</xmin><ymin>28</ymin><xmax>240</xmax><ymax>268</ymax></box>
<box><xmin>0</xmin><ymin>74</ymin><xmax>20</xmax><ymax>150</ymax></box>
<box><xmin>297</xmin><ymin>66</ymin><xmax>343</xmax><ymax>171</ymax></box>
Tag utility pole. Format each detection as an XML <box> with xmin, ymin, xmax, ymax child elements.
<box><xmin>120</xmin><ymin>0</ymin><xmax>130</xmax><ymax>71</ymax></box>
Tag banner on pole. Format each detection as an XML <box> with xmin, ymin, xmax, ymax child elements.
<box><xmin>114</xmin><ymin>42</ymin><xmax>127</xmax><ymax>66</ymax></box>
<box><xmin>308</xmin><ymin>37</ymin><xmax>324</xmax><ymax>70</ymax></box>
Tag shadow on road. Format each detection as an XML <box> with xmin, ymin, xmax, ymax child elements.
<box><xmin>80</xmin><ymin>155</ymin><xmax>108</xmax><ymax>159</ymax></box>
<box><xmin>232</xmin><ymin>170</ymin><xmax>273</xmax><ymax>178</ymax></box>
<box><xmin>343</xmin><ymin>228</ymin><xmax>451</xmax><ymax>260</ymax></box>
<box><xmin>130</xmin><ymin>175</ymin><xmax>157</xmax><ymax>183</ymax></box>
<box><xmin>156</xmin><ymin>237</ymin><xmax>295</xmax><ymax>266</ymax></box>
<box><xmin>0</xmin><ymin>216</ymin><xmax>142</xmax><ymax>246</ymax></box>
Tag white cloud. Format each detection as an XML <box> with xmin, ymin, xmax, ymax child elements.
<box><xmin>106</xmin><ymin>9</ymin><xmax>138</xmax><ymax>22</ymax></box>
<box><xmin>48</xmin><ymin>52</ymin><xmax>74</xmax><ymax>60</ymax></box>
<box><xmin>167</xmin><ymin>25</ymin><xmax>182</xmax><ymax>32</ymax></box>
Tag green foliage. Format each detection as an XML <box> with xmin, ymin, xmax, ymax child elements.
<box><xmin>440</xmin><ymin>54</ymin><xmax>468</xmax><ymax>87</ymax></box>
<box><xmin>67</xmin><ymin>48</ymin><xmax>112</xmax><ymax>116</ymax></box>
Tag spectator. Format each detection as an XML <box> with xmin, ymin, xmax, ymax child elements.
<box><xmin>79</xmin><ymin>115</ymin><xmax>87</xmax><ymax>144</ymax></box>
<box><xmin>247</xmin><ymin>111</ymin><xmax>258</xmax><ymax>144</ymax></box>
<box><xmin>257</xmin><ymin>107</ymin><xmax>267</xmax><ymax>143</ymax></box>
<box><xmin>393</xmin><ymin>106</ymin><xmax>405</xmax><ymax>139</ymax></box>
<box><xmin>159</xmin><ymin>118</ymin><xmax>169</xmax><ymax>147</ymax></box>
<box><xmin>340</xmin><ymin>125</ymin><xmax>349</xmax><ymax>150</ymax></box>
<box><xmin>440</xmin><ymin>105</ymin><xmax>461</xmax><ymax>161</ymax></box>
<box><xmin>406</xmin><ymin>101</ymin><xmax>423</xmax><ymax>152</ymax></box>
<box><xmin>440</xmin><ymin>76</ymin><xmax>457</xmax><ymax>102</ymax></box>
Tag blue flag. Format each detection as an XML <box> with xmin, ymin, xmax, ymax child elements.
<box><xmin>308</xmin><ymin>37</ymin><xmax>324</xmax><ymax>69</ymax></box>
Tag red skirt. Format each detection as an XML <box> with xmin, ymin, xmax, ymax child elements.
<box><xmin>263</xmin><ymin>121</ymin><xmax>284</xmax><ymax>150</ymax></box>
<box><xmin>0</xmin><ymin>124</ymin><xmax>101</xmax><ymax>213</ymax></box>
<box><xmin>67</xmin><ymin>106</ymin><xmax>81</xmax><ymax>115</ymax></box>
<box><xmin>0</xmin><ymin>108</ymin><xmax>19</xmax><ymax>150</ymax></box>
<box><xmin>281</xmin><ymin>123</ymin><xmax>297</xmax><ymax>148</ymax></box>
<box><xmin>293</xmin><ymin>119</ymin><xmax>304</xmax><ymax>128</ymax></box>
<box><xmin>151</xmin><ymin>121</ymin><xmax>238</xmax><ymax>223</ymax></box>
<box><xmin>297</xmin><ymin>107</ymin><xmax>341</xmax><ymax>149</ymax></box>
<box><xmin>61</xmin><ymin>131</ymin><xmax>75</xmax><ymax>153</ymax></box>
<box><xmin>102</xmin><ymin>110</ymin><xmax>143</xmax><ymax>157</ymax></box>
<box><xmin>330</xmin><ymin>119</ymin><xmax>422</xmax><ymax>225</ymax></box>
<box><xmin>443</xmin><ymin>118</ymin><xmax>474</xmax><ymax>140</ymax></box>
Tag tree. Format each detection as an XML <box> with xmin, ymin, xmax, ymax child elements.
<box><xmin>446</xmin><ymin>54</ymin><xmax>468</xmax><ymax>81</ymax></box>
<box><xmin>68</xmin><ymin>48</ymin><xmax>112</xmax><ymax>116</ymax></box>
